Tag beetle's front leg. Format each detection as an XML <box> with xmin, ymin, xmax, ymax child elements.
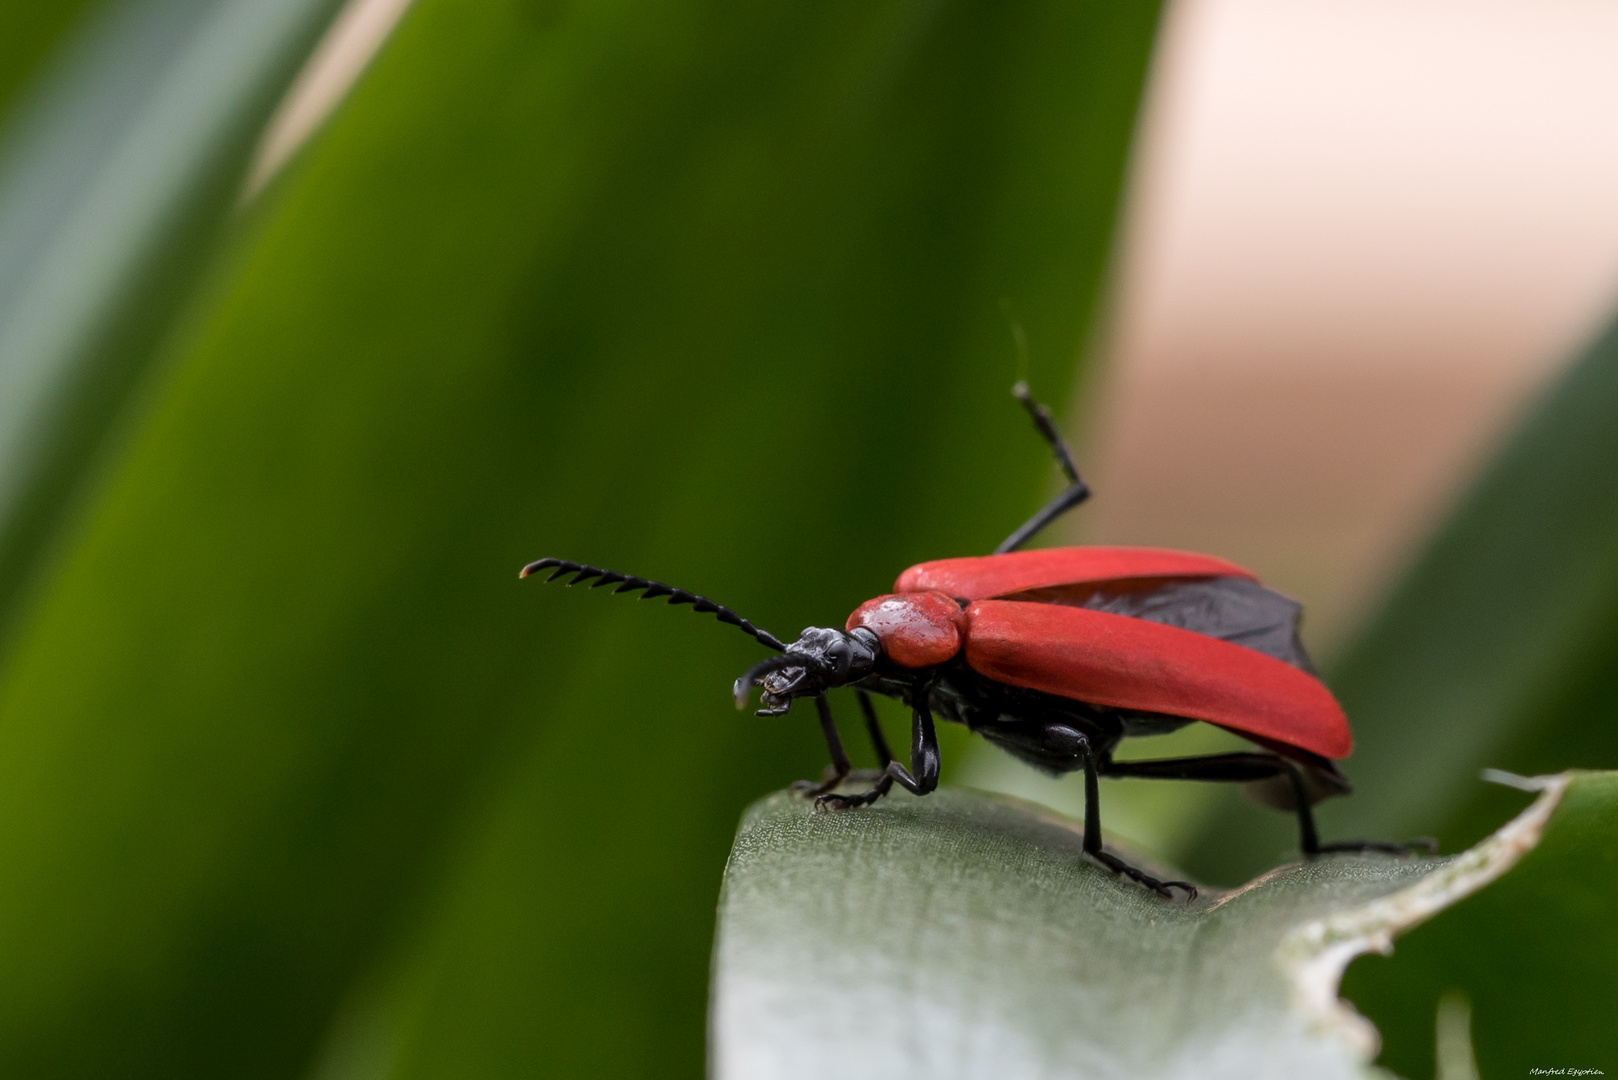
<box><xmin>817</xmin><ymin>687</ymin><xmax>937</xmax><ymax>809</ymax></box>
<box><xmin>856</xmin><ymin>690</ymin><xmax>894</xmax><ymax>768</ymax></box>
<box><xmin>791</xmin><ymin>694</ymin><xmax>852</xmax><ymax>798</ymax></box>
<box><xmin>884</xmin><ymin>685</ymin><xmax>941</xmax><ymax>796</ymax></box>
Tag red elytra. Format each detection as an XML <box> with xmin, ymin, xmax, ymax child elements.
<box><xmin>893</xmin><ymin>545</ymin><xmax>1257</xmax><ymax>600</ymax></box>
<box><xmin>873</xmin><ymin>545</ymin><xmax>1351</xmax><ymax>761</ymax></box>
<box><xmin>964</xmin><ymin>600</ymin><xmax>1351</xmax><ymax>760</ymax></box>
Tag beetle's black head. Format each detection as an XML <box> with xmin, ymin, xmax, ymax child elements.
<box><xmin>733</xmin><ymin>626</ymin><xmax>881</xmax><ymax>715</ymax></box>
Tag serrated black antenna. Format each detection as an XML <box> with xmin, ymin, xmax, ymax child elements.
<box><xmin>519</xmin><ymin>558</ymin><xmax>786</xmax><ymax>652</ymax></box>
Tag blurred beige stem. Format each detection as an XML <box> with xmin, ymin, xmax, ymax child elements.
<box><xmin>243</xmin><ymin>0</ymin><xmax>416</xmax><ymax>199</ymax></box>
<box><xmin>1080</xmin><ymin>0</ymin><xmax>1618</xmax><ymax>656</ymax></box>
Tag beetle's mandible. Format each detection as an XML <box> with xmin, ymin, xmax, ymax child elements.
<box><xmin>521</xmin><ymin>384</ymin><xmax>1433</xmax><ymax>898</ymax></box>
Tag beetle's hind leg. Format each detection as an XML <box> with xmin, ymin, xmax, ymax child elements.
<box><xmin>1105</xmin><ymin>753</ymin><xmax>1437</xmax><ymax>859</ymax></box>
<box><xmin>1281</xmin><ymin>767</ymin><xmax>1438</xmax><ymax>857</ymax></box>
<box><xmin>1077</xmin><ymin>739</ymin><xmax>1197</xmax><ymax>900</ymax></box>
<box><xmin>1313</xmin><ymin>837</ymin><xmax>1438</xmax><ymax>856</ymax></box>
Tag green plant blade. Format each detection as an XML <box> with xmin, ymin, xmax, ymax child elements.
<box><xmin>1179</xmin><ymin>310</ymin><xmax>1618</xmax><ymax>885</ymax></box>
<box><xmin>1343</xmin><ymin>771</ymin><xmax>1617</xmax><ymax>1079</ymax></box>
<box><xmin>0</xmin><ymin>0</ymin><xmax>343</xmax><ymax>639</ymax></box>
<box><xmin>712</xmin><ymin>772</ymin><xmax>1609</xmax><ymax>1079</ymax></box>
<box><xmin>0</xmin><ymin>0</ymin><xmax>1160</xmax><ymax>1077</ymax></box>
<box><xmin>317</xmin><ymin>3</ymin><xmax>1163</xmax><ymax>1076</ymax></box>
<box><xmin>0</xmin><ymin>2</ymin><xmax>98</xmax><ymax>124</ymax></box>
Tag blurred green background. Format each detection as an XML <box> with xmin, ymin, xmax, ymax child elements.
<box><xmin>0</xmin><ymin>1</ymin><xmax>1612</xmax><ymax>1078</ymax></box>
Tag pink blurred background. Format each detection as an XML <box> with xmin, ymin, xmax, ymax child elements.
<box><xmin>1072</xmin><ymin>0</ymin><xmax>1618</xmax><ymax>655</ymax></box>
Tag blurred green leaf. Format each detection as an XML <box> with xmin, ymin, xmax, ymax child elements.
<box><xmin>1344</xmin><ymin>771</ymin><xmax>1617</xmax><ymax>1079</ymax></box>
<box><xmin>0</xmin><ymin>0</ymin><xmax>344</xmax><ymax>642</ymax></box>
<box><xmin>1178</xmin><ymin>311</ymin><xmax>1618</xmax><ymax>886</ymax></box>
<box><xmin>711</xmin><ymin>772</ymin><xmax>1607</xmax><ymax>1079</ymax></box>
<box><xmin>0</xmin><ymin>2</ymin><xmax>97</xmax><ymax>122</ymax></box>
<box><xmin>0</xmin><ymin>0</ymin><xmax>1160</xmax><ymax>1077</ymax></box>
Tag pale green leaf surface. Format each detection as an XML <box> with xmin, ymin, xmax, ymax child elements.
<box><xmin>712</xmin><ymin>773</ymin><xmax>1607</xmax><ymax>1079</ymax></box>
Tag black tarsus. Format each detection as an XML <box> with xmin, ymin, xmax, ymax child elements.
<box><xmin>1279</xmin><ymin>765</ymin><xmax>1438</xmax><ymax>857</ymax></box>
<box><xmin>1076</xmin><ymin>737</ymin><xmax>1197</xmax><ymax>899</ymax></box>
<box><xmin>791</xmin><ymin>692</ymin><xmax>897</xmax><ymax>802</ymax></box>
<box><xmin>996</xmin><ymin>381</ymin><xmax>1092</xmax><ymax>554</ymax></box>
<box><xmin>520</xmin><ymin>557</ymin><xmax>786</xmax><ymax>652</ymax></box>
<box><xmin>1107</xmin><ymin>752</ymin><xmax>1437</xmax><ymax>859</ymax></box>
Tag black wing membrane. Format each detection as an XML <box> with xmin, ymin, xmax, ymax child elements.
<box><xmin>1024</xmin><ymin>576</ymin><xmax>1319</xmax><ymax>675</ymax></box>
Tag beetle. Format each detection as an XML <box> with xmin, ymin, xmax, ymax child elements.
<box><xmin>522</xmin><ymin>384</ymin><xmax>1432</xmax><ymax>898</ymax></box>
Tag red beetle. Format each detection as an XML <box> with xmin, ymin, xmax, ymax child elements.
<box><xmin>523</xmin><ymin>386</ymin><xmax>1429</xmax><ymax>897</ymax></box>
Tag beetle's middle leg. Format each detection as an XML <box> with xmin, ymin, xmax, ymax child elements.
<box><xmin>817</xmin><ymin>688</ymin><xmax>937</xmax><ymax>810</ymax></box>
<box><xmin>1078</xmin><ymin>739</ymin><xmax>1197</xmax><ymax>899</ymax></box>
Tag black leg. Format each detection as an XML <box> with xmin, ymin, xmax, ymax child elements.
<box><xmin>818</xmin><ymin>687</ymin><xmax>939</xmax><ymax>809</ymax></box>
<box><xmin>791</xmin><ymin>694</ymin><xmax>851</xmax><ymax>798</ymax></box>
<box><xmin>1103</xmin><ymin>752</ymin><xmax>1290</xmax><ymax>783</ymax></box>
<box><xmin>857</xmin><ymin>690</ymin><xmax>894</xmax><ymax>767</ymax></box>
<box><xmin>1105</xmin><ymin>753</ymin><xmax>1437</xmax><ymax>859</ymax></box>
<box><xmin>889</xmin><ymin>685</ymin><xmax>941</xmax><ymax>795</ymax></box>
<box><xmin>1014</xmin><ymin>380</ymin><xmax>1084</xmax><ymax>485</ymax></box>
<box><xmin>1078</xmin><ymin>738</ymin><xmax>1197</xmax><ymax>899</ymax></box>
<box><xmin>995</xmin><ymin>383</ymin><xmax>1092</xmax><ymax>554</ymax></box>
<box><xmin>1282</xmin><ymin>765</ymin><xmax>1322</xmax><ymax>854</ymax></box>
<box><xmin>1280</xmin><ymin>765</ymin><xmax>1437</xmax><ymax>857</ymax></box>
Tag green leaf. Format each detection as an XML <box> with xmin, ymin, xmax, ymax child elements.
<box><xmin>712</xmin><ymin>771</ymin><xmax>1610</xmax><ymax>1078</ymax></box>
<box><xmin>0</xmin><ymin>1</ymin><xmax>97</xmax><ymax>122</ymax></box>
<box><xmin>1178</xmin><ymin>310</ymin><xmax>1618</xmax><ymax>886</ymax></box>
<box><xmin>1343</xmin><ymin>770</ymin><xmax>1618</xmax><ymax>1079</ymax></box>
<box><xmin>0</xmin><ymin>0</ymin><xmax>343</xmax><ymax>639</ymax></box>
<box><xmin>0</xmin><ymin>0</ymin><xmax>1160</xmax><ymax>1077</ymax></box>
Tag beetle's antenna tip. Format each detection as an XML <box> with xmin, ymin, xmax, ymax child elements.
<box><xmin>1011</xmin><ymin>379</ymin><xmax>1030</xmax><ymax>401</ymax></box>
<box><xmin>519</xmin><ymin>557</ymin><xmax>560</xmax><ymax>579</ymax></box>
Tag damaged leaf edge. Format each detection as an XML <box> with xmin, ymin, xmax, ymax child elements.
<box><xmin>1277</xmin><ymin>770</ymin><xmax>1573</xmax><ymax>1063</ymax></box>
